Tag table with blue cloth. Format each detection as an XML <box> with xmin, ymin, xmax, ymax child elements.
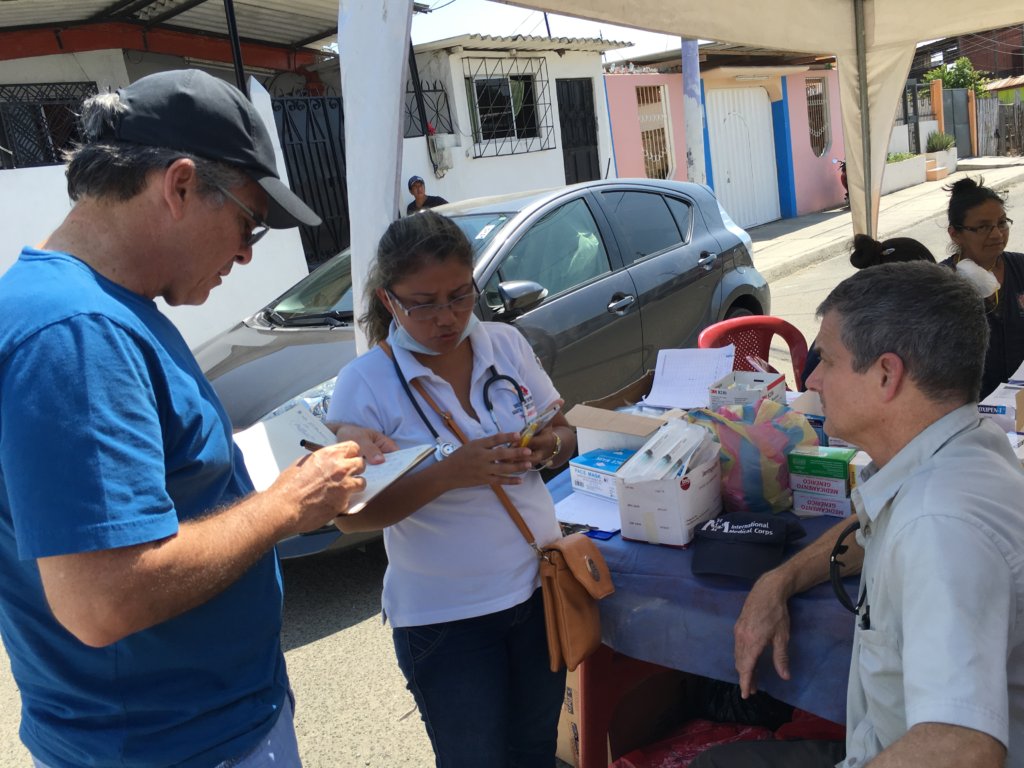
<box><xmin>547</xmin><ymin>471</ymin><xmax>855</xmax><ymax>767</ymax></box>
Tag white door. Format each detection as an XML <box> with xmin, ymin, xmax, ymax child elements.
<box><xmin>705</xmin><ymin>88</ymin><xmax>780</xmax><ymax>229</ymax></box>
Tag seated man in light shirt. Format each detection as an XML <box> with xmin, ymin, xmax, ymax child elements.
<box><xmin>693</xmin><ymin>261</ymin><xmax>1024</xmax><ymax>768</ymax></box>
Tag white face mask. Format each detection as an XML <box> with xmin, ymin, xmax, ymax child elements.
<box><xmin>388</xmin><ymin>309</ymin><xmax>478</xmax><ymax>356</ymax></box>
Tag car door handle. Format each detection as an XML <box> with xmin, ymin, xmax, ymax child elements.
<box><xmin>698</xmin><ymin>251</ymin><xmax>718</xmax><ymax>270</ymax></box>
<box><xmin>607</xmin><ymin>295</ymin><xmax>636</xmax><ymax>314</ymax></box>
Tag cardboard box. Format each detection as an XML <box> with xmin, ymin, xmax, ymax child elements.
<box><xmin>790</xmin><ymin>472</ymin><xmax>847</xmax><ymax>497</ymax></box>
<box><xmin>848</xmin><ymin>451</ymin><xmax>873</xmax><ymax>489</ymax></box>
<box><xmin>787</xmin><ymin>446</ymin><xmax>857</xmax><ymax>480</ymax></box>
<box><xmin>980</xmin><ymin>384</ymin><xmax>1024</xmax><ymax>432</ymax></box>
<box><xmin>566</xmin><ymin>371</ymin><xmax>684</xmax><ymax>454</ymax></box>
<box><xmin>569</xmin><ymin>448</ymin><xmax>636</xmax><ymax>501</ymax></box>
<box><xmin>616</xmin><ymin>454</ymin><xmax>722</xmax><ymax>547</ymax></box>
<box><xmin>709</xmin><ymin>371</ymin><xmax>786</xmax><ymax>410</ymax></box>
<box><xmin>793</xmin><ymin>489</ymin><xmax>853</xmax><ymax>518</ymax></box>
<box><xmin>556</xmin><ymin>667</ymin><xmax>581</xmax><ymax>767</ymax></box>
<box><xmin>1006</xmin><ymin>432</ymin><xmax>1024</xmax><ymax>469</ymax></box>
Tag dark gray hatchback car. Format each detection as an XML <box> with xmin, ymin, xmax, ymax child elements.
<box><xmin>198</xmin><ymin>179</ymin><xmax>769</xmax><ymax>555</ymax></box>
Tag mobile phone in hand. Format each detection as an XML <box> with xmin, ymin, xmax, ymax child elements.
<box><xmin>518</xmin><ymin>402</ymin><xmax>561</xmax><ymax>447</ymax></box>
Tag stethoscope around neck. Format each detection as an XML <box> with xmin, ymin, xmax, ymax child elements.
<box><xmin>387</xmin><ymin>348</ymin><xmax>528</xmax><ymax>461</ymax></box>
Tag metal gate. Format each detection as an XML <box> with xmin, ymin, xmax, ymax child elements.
<box><xmin>272</xmin><ymin>95</ymin><xmax>349</xmax><ymax>270</ymax></box>
<box><xmin>0</xmin><ymin>81</ymin><xmax>97</xmax><ymax>169</ymax></box>
<box><xmin>555</xmin><ymin>78</ymin><xmax>600</xmax><ymax>184</ymax></box>
<box><xmin>705</xmin><ymin>87</ymin><xmax>780</xmax><ymax>229</ymax></box>
<box><xmin>941</xmin><ymin>88</ymin><xmax>972</xmax><ymax>158</ymax></box>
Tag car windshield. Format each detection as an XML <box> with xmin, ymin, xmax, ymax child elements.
<box><xmin>264</xmin><ymin>212</ymin><xmax>513</xmax><ymax>324</ymax></box>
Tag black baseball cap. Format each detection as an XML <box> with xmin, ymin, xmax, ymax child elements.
<box><xmin>692</xmin><ymin>513</ymin><xmax>806</xmax><ymax>581</ymax></box>
<box><xmin>99</xmin><ymin>69</ymin><xmax>321</xmax><ymax>229</ymax></box>
<box><xmin>408</xmin><ymin>175</ymin><xmax>425</xmax><ymax>191</ymax></box>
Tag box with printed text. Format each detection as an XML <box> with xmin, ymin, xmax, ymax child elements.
<box><xmin>786</xmin><ymin>446</ymin><xmax>857</xmax><ymax>480</ymax></box>
<box><xmin>790</xmin><ymin>473</ymin><xmax>847</xmax><ymax>497</ymax></box>
<box><xmin>569</xmin><ymin>448</ymin><xmax>636</xmax><ymax>501</ymax></box>
<box><xmin>793</xmin><ymin>489</ymin><xmax>854</xmax><ymax>518</ymax></box>
<box><xmin>708</xmin><ymin>371</ymin><xmax>786</xmax><ymax>411</ymax></box>
<box><xmin>616</xmin><ymin>454</ymin><xmax>722</xmax><ymax>547</ymax></box>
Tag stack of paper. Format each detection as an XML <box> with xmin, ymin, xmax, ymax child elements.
<box><xmin>233</xmin><ymin>403</ymin><xmax>433</xmax><ymax>514</ymax></box>
<box><xmin>643</xmin><ymin>346</ymin><xmax>736</xmax><ymax>409</ymax></box>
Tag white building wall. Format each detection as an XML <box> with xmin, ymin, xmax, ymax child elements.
<box><xmin>399</xmin><ymin>48</ymin><xmax>615</xmax><ymax>211</ymax></box>
<box><xmin>0</xmin><ymin>78</ymin><xmax>308</xmax><ymax>351</ymax></box>
<box><xmin>0</xmin><ymin>50</ymin><xmax>130</xmax><ymax>91</ymax></box>
<box><xmin>887</xmin><ymin>118</ymin><xmax>940</xmax><ymax>155</ymax></box>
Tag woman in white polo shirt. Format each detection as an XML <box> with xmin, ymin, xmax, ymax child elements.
<box><xmin>326</xmin><ymin>211</ymin><xmax>575</xmax><ymax>767</ymax></box>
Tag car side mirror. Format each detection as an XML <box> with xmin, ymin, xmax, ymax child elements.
<box><xmin>497</xmin><ymin>280</ymin><xmax>548</xmax><ymax>316</ymax></box>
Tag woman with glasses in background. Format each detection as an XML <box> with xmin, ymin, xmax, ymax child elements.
<box><xmin>325</xmin><ymin>211</ymin><xmax>575</xmax><ymax>768</ymax></box>
<box><xmin>943</xmin><ymin>177</ymin><xmax>1021</xmax><ymax>398</ymax></box>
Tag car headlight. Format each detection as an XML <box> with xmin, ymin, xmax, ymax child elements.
<box><xmin>266</xmin><ymin>376</ymin><xmax>338</xmax><ymax>423</ymax></box>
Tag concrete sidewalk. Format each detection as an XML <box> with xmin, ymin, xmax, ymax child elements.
<box><xmin>749</xmin><ymin>156</ymin><xmax>1024</xmax><ymax>283</ymax></box>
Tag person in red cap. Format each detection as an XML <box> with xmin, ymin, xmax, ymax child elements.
<box><xmin>406</xmin><ymin>174</ymin><xmax>448</xmax><ymax>215</ymax></box>
<box><xmin>0</xmin><ymin>69</ymin><xmax>378</xmax><ymax>768</ymax></box>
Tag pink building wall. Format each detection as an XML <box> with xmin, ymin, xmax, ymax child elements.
<box><xmin>785</xmin><ymin>70</ymin><xmax>848</xmax><ymax>215</ymax></box>
<box><xmin>604</xmin><ymin>72</ymin><xmax>688</xmax><ymax>181</ymax></box>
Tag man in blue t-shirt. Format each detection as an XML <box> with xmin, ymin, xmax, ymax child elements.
<box><xmin>0</xmin><ymin>70</ymin><xmax>371</xmax><ymax>767</ymax></box>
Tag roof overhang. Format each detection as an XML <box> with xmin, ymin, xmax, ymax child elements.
<box><xmin>414</xmin><ymin>32</ymin><xmax>631</xmax><ymax>55</ymax></box>
<box><xmin>0</xmin><ymin>0</ymin><xmax>344</xmax><ymax>62</ymax></box>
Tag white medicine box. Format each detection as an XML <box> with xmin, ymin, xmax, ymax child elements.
<box><xmin>709</xmin><ymin>371</ymin><xmax>786</xmax><ymax>410</ymax></box>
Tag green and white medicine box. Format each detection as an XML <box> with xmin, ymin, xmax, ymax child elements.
<box><xmin>786</xmin><ymin>446</ymin><xmax>857</xmax><ymax>480</ymax></box>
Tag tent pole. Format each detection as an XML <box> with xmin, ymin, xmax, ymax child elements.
<box><xmin>854</xmin><ymin>0</ymin><xmax>872</xmax><ymax>235</ymax></box>
<box><xmin>222</xmin><ymin>0</ymin><xmax>247</xmax><ymax>95</ymax></box>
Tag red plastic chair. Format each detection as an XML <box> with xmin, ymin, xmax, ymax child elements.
<box><xmin>697</xmin><ymin>315</ymin><xmax>809</xmax><ymax>391</ymax></box>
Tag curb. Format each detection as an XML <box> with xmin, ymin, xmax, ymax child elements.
<box><xmin>760</xmin><ymin>238</ymin><xmax>851</xmax><ymax>283</ymax></box>
<box><xmin>757</xmin><ymin>165</ymin><xmax>1024</xmax><ymax>284</ymax></box>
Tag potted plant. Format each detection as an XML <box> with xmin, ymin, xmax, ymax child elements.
<box><xmin>925</xmin><ymin>131</ymin><xmax>958</xmax><ymax>173</ymax></box>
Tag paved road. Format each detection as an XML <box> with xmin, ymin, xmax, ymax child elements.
<box><xmin>0</xmin><ymin>540</ymin><xmax>437</xmax><ymax>768</ymax></box>
<box><xmin>767</xmin><ymin>178</ymin><xmax>1023</xmax><ymax>381</ymax></box>
<box><xmin>1</xmin><ymin>179</ymin><xmax>1020</xmax><ymax>766</ymax></box>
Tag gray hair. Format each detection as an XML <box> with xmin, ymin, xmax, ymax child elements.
<box><xmin>65</xmin><ymin>91</ymin><xmax>247</xmax><ymax>202</ymax></box>
<box><xmin>817</xmin><ymin>262</ymin><xmax>988</xmax><ymax>403</ymax></box>
<box><xmin>360</xmin><ymin>211</ymin><xmax>473</xmax><ymax>346</ymax></box>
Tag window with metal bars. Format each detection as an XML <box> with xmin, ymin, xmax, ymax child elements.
<box><xmin>805</xmin><ymin>78</ymin><xmax>831</xmax><ymax>158</ymax></box>
<box><xmin>636</xmin><ymin>85</ymin><xmax>673</xmax><ymax>179</ymax></box>
<box><xmin>462</xmin><ymin>57</ymin><xmax>554</xmax><ymax>158</ymax></box>
<box><xmin>0</xmin><ymin>82</ymin><xmax>97</xmax><ymax>170</ymax></box>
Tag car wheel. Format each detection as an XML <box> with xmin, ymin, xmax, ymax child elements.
<box><xmin>724</xmin><ymin>306</ymin><xmax>755</xmax><ymax>320</ymax></box>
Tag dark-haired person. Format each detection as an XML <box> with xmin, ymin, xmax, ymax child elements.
<box><xmin>694</xmin><ymin>262</ymin><xmax>1024</xmax><ymax>768</ymax></box>
<box><xmin>942</xmin><ymin>176</ymin><xmax>1023</xmax><ymax>398</ymax></box>
<box><xmin>0</xmin><ymin>70</ymin><xmax>370</xmax><ymax>767</ymax></box>
<box><xmin>800</xmin><ymin>234</ymin><xmax>936</xmax><ymax>388</ymax></box>
<box><xmin>326</xmin><ymin>211</ymin><xmax>576</xmax><ymax>767</ymax></box>
<box><xmin>406</xmin><ymin>174</ymin><xmax>449</xmax><ymax>215</ymax></box>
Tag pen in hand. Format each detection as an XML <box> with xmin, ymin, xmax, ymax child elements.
<box><xmin>300</xmin><ymin>439</ymin><xmax>325</xmax><ymax>452</ymax></box>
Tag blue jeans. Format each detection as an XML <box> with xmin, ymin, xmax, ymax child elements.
<box><xmin>393</xmin><ymin>588</ymin><xmax>566</xmax><ymax>768</ymax></box>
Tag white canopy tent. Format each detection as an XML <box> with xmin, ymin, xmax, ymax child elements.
<box><xmin>339</xmin><ymin>0</ymin><xmax>1024</xmax><ymax>349</ymax></box>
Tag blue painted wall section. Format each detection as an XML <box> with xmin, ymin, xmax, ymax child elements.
<box><xmin>773</xmin><ymin>77</ymin><xmax>797</xmax><ymax>218</ymax></box>
<box><xmin>701</xmin><ymin>79</ymin><xmax>714</xmax><ymax>191</ymax></box>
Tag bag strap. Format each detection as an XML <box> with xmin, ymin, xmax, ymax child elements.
<box><xmin>378</xmin><ymin>340</ymin><xmax>541</xmax><ymax>552</ymax></box>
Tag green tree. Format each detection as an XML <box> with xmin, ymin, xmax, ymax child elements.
<box><xmin>922</xmin><ymin>56</ymin><xmax>991</xmax><ymax>97</ymax></box>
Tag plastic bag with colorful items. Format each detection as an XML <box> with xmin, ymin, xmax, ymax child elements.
<box><xmin>686</xmin><ymin>398</ymin><xmax>818</xmax><ymax>514</ymax></box>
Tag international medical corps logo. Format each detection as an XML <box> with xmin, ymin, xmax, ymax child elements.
<box><xmin>700</xmin><ymin>518</ymin><xmax>774</xmax><ymax>537</ymax></box>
